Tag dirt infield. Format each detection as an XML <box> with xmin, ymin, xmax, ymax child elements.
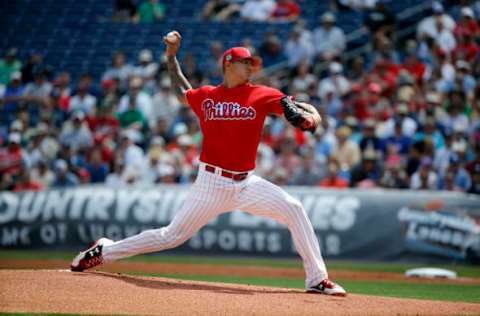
<box><xmin>1</xmin><ymin>267</ymin><xmax>480</xmax><ymax>315</ymax></box>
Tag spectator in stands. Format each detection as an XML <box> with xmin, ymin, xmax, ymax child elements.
<box><xmin>105</xmin><ymin>160</ymin><xmax>128</xmax><ymax>188</ymax></box>
<box><xmin>435</xmin><ymin>19</ymin><xmax>457</xmax><ymax>54</ymax></box>
<box><xmin>410</xmin><ymin>156</ymin><xmax>438</xmax><ymax>190</ymax></box>
<box><xmin>1</xmin><ymin>71</ymin><xmax>25</xmax><ymax>123</ymax></box>
<box><xmin>138</xmin><ymin>0</ymin><xmax>165</xmax><ymax>22</ymax></box>
<box><xmin>30</xmin><ymin>159</ymin><xmax>54</xmax><ymax>189</ymax></box>
<box><xmin>52</xmin><ymin>159</ymin><xmax>79</xmax><ymax>187</ymax></box>
<box><xmin>102</xmin><ymin>51</ymin><xmax>135</xmax><ymax>91</ymax></box>
<box><xmin>383</xmin><ymin>103</ymin><xmax>417</xmax><ymax>138</ymax></box>
<box><xmin>13</xmin><ymin>167</ymin><xmax>43</xmax><ymax>192</ymax></box>
<box><xmin>413</xmin><ymin>116</ymin><xmax>445</xmax><ymax>150</ymax></box>
<box><xmin>118</xmin><ymin>130</ymin><xmax>145</xmax><ymax>175</ymax></box>
<box><xmin>0</xmin><ymin>133</ymin><xmax>24</xmax><ymax>177</ymax></box>
<box><xmin>258</xmin><ymin>33</ymin><xmax>287</xmax><ymax>68</ymax></box>
<box><xmin>290</xmin><ymin>145</ymin><xmax>325</xmax><ymax>185</ymax></box>
<box><xmin>182</xmin><ymin>53</ymin><xmax>205</xmax><ymax>87</ymax></box>
<box><xmin>134</xmin><ymin>49</ymin><xmax>158</xmax><ymax>93</ymax></box>
<box><xmin>349</xmin><ymin>149</ymin><xmax>382</xmax><ymax>188</ymax></box>
<box><xmin>201</xmin><ymin>0</ymin><xmax>242</xmax><ymax>21</ymax></box>
<box><xmin>205</xmin><ymin>41</ymin><xmax>224</xmax><ymax>84</ymax></box>
<box><xmin>23</xmin><ymin>68</ymin><xmax>53</xmax><ymax>107</ymax></box>
<box><xmin>335</xmin><ymin>0</ymin><xmax>377</xmax><ymax>11</ymax></box>
<box><xmin>70</xmin><ymin>81</ymin><xmax>97</xmax><ymax>116</ymax></box>
<box><xmin>50</xmin><ymin>72</ymin><xmax>72</xmax><ymax>114</ymax></box>
<box><xmin>380</xmin><ymin>156</ymin><xmax>409</xmax><ymax>189</ymax></box>
<box><xmin>86</xmin><ymin>149</ymin><xmax>109</xmax><ymax>183</ymax></box>
<box><xmin>152</xmin><ymin>77</ymin><xmax>181</xmax><ymax>126</ymax></box>
<box><xmin>318</xmin><ymin>62</ymin><xmax>351</xmax><ymax>101</ymax></box>
<box><xmin>417</xmin><ymin>1</ymin><xmax>455</xmax><ymax>41</ymax></box>
<box><xmin>269</xmin><ymin>0</ymin><xmax>301</xmax><ymax>23</ymax></box>
<box><xmin>313</xmin><ymin>12</ymin><xmax>346</xmax><ymax>62</ymax></box>
<box><xmin>117</xmin><ymin>91</ymin><xmax>149</xmax><ymax>142</ymax></box>
<box><xmin>359</xmin><ymin>118</ymin><xmax>384</xmax><ymax>155</ymax></box>
<box><xmin>467</xmin><ymin>156</ymin><xmax>480</xmax><ymax>194</ymax></box>
<box><xmin>118</xmin><ymin>76</ymin><xmax>153</xmax><ymax>122</ymax></box>
<box><xmin>59</xmin><ymin>111</ymin><xmax>94</xmax><ymax>152</ymax></box>
<box><xmin>454</xmin><ymin>60</ymin><xmax>476</xmax><ymax>98</ymax></box>
<box><xmin>113</xmin><ymin>0</ymin><xmax>137</xmax><ymax>22</ymax></box>
<box><xmin>0</xmin><ymin>48</ymin><xmax>22</xmax><ymax>86</ymax></box>
<box><xmin>332</xmin><ymin>126</ymin><xmax>361</xmax><ymax>171</ymax></box>
<box><xmin>363</xmin><ymin>1</ymin><xmax>396</xmax><ymax>44</ymax></box>
<box><xmin>438</xmin><ymin>153</ymin><xmax>472</xmax><ymax>191</ymax></box>
<box><xmin>453</xmin><ymin>30</ymin><xmax>479</xmax><ymax>64</ymax></box>
<box><xmin>319</xmin><ymin>158</ymin><xmax>349</xmax><ymax>188</ymax></box>
<box><xmin>240</xmin><ymin>0</ymin><xmax>275</xmax><ymax>22</ymax></box>
<box><xmin>21</xmin><ymin>51</ymin><xmax>51</xmax><ymax>84</ymax></box>
<box><xmin>291</xmin><ymin>62</ymin><xmax>316</xmax><ymax>93</ymax></box>
<box><xmin>454</xmin><ymin>7</ymin><xmax>479</xmax><ymax>39</ymax></box>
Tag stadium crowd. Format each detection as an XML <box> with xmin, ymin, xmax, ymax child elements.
<box><xmin>0</xmin><ymin>0</ymin><xmax>479</xmax><ymax>194</ymax></box>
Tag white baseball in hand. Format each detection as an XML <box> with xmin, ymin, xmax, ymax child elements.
<box><xmin>166</xmin><ymin>32</ymin><xmax>177</xmax><ymax>44</ymax></box>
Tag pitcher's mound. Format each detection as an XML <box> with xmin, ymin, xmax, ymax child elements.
<box><xmin>0</xmin><ymin>270</ymin><xmax>478</xmax><ymax>316</ymax></box>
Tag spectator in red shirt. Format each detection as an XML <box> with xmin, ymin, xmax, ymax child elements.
<box><xmin>14</xmin><ymin>168</ymin><xmax>43</xmax><ymax>192</ymax></box>
<box><xmin>269</xmin><ymin>0</ymin><xmax>300</xmax><ymax>23</ymax></box>
<box><xmin>0</xmin><ymin>133</ymin><xmax>24</xmax><ymax>176</ymax></box>
<box><xmin>454</xmin><ymin>7</ymin><xmax>479</xmax><ymax>39</ymax></box>
<box><xmin>319</xmin><ymin>159</ymin><xmax>348</xmax><ymax>188</ymax></box>
<box><xmin>452</xmin><ymin>30</ymin><xmax>479</xmax><ymax>63</ymax></box>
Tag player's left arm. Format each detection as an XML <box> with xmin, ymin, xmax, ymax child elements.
<box><xmin>280</xmin><ymin>96</ymin><xmax>321</xmax><ymax>133</ymax></box>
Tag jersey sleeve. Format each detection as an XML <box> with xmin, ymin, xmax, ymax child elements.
<box><xmin>186</xmin><ymin>85</ymin><xmax>214</xmax><ymax>115</ymax></box>
<box><xmin>259</xmin><ymin>86</ymin><xmax>286</xmax><ymax>115</ymax></box>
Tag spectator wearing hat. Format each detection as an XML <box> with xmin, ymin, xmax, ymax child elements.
<box><xmin>417</xmin><ymin>1</ymin><xmax>455</xmax><ymax>41</ymax></box>
<box><xmin>118</xmin><ymin>130</ymin><xmax>145</xmax><ymax>173</ymax></box>
<box><xmin>312</xmin><ymin>12</ymin><xmax>346</xmax><ymax>62</ymax></box>
<box><xmin>359</xmin><ymin>118</ymin><xmax>385</xmax><ymax>154</ymax></box>
<box><xmin>152</xmin><ymin>77</ymin><xmax>181</xmax><ymax>126</ymax></box>
<box><xmin>332</xmin><ymin>126</ymin><xmax>361</xmax><ymax>171</ymax></box>
<box><xmin>454</xmin><ymin>7</ymin><xmax>479</xmax><ymax>39</ymax></box>
<box><xmin>317</xmin><ymin>61</ymin><xmax>351</xmax><ymax>101</ymax></box>
<box><xmin>0</xmin><ymin>48</ymin><xmax>22</xmax><ymax>86</ymax></box>
<box><xmin>118</xmin><ymin>76</ymin><xmax>153</xmax><ymax>121</ymax></box>
<box><xmin>134</xmin><ymin>49</ymin><xmax>159</xmax><ymax>92</ymax></box>
<box><xmin>454</xmin><ymin>60</ymin><xmax>476</xmax><ymax>98</ymax></box>
<box><xmin>410</xmin><ymin>156</ymin><xmax>438</xmax><ymax>190</ymax></box>
<box><xmin>52</xmin><ymin>159</ymin><xmax>79</xmax><ymax>187</ymax></box>
<box><xmin>383</xmin><ymin>103</ymin><xmax>417</xmax><ymax>138</ymax></box>
<box><xmin>349</xmin><ymin>149</ymin><xmax>383</xmax><ymax>188</ymax></box>
<box><xmin>137</xmin><ymin>0</ymin><xmax>165</xmax><ymax>22</ymax></box>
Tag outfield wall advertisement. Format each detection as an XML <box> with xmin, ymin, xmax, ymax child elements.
<box><xmin>1</xmin><ymin>186</ymin><xmax>479</xmax><ymax>262</ymax></box>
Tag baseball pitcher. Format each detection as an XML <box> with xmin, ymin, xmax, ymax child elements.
<box><xmin>71</xmin><ymin>30</ymin><xmax>346</xmax><ymax>296</ymax></box>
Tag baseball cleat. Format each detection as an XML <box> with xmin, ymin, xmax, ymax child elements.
<box><xmin>70</xmin><ymin>238</ymin><xmax>113</xmax><ymax>272</ymax></box>
<box><xmin>306</xmin><ymin>279</ymin><xmax>347</xmax><ymax>296</ymax></box>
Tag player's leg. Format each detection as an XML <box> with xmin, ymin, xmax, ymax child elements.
<box><xmin>71</xmin><ymin>169</ymin><xmax>235</xmax><ymax>271</ymax></box>
<box><xmin>235</xmin><ymin>175</ymin><xmax>346</xmax><ymax>295</ymax></box>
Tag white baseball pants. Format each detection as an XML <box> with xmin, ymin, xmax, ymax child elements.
<box><xmin>102</xmin><ymin>162</ymin><xmax>328</xmax><ymax>288</ymax></box>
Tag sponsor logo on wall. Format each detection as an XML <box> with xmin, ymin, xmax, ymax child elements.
<box><xmin>397</xmin><ymin>205</ymin><xmax>480</xmax><ymax>262</ymax></box>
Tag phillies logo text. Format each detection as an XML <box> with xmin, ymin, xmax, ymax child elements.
<box><xmin>201</xmin><ymin>99</ymin><xmax>256</xmax><ymax>121</ymax></box>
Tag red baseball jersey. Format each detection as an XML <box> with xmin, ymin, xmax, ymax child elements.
<box><xmin>186</xmin><ymin>83</ymin><xmax>284</xmax><ymax>172</ymax></box>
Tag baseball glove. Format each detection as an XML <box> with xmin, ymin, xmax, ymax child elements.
<box><xmin>280</xmin><ymin>96</ymin><xmax>321</xmax><ymax>133</ymax></box>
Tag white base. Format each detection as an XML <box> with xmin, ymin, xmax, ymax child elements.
<box><xmin>405</xmin><ymin>267</ymin><xmax>457</xmax><ymax>279</ymax></box>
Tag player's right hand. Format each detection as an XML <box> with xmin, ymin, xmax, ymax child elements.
<box><xmin>164</xmin><ymin>30</ymin><xmax>181</xmax><ymax>57</ymax></box>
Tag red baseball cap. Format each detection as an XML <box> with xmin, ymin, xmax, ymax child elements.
<box><xmin>222</xmin><ymin>47</ymin><xmax>262</xmax><ymax>68</ymax></box>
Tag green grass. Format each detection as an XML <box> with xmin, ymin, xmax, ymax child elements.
<box><xmin>1</xmin><ymin>250</ymin><xmax>479</xmax><ymax>278</ymax></box>
<box><xmin>135</xmin><ymin>272</ymin><xmax>480</xmax><ymax>303</ymax></box>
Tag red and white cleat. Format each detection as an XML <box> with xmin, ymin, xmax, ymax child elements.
<box><xmin>306</xmin><ymin>279</ymin><xmax>347</xmax><ymax>296</ymax></box>
<box><xmin>70</xmin><ymin>238</ymin><xmax>113</xmax><ymax>272</ymax></box>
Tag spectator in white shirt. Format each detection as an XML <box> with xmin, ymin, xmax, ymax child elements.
<box><xmin>240</xmin><ymin>0</ymin><xmax>275</xmax><ymax>22</ymax></box>
<box><xmin>118</xmin><ymin>76</ymin><xmax>153</xmax><ymax>121</ymax></box>
<box><xmin>317</xmin><ymin>62</ymin><xmax>351</xmax><ymax>100</ymax></box>
<box><xmin>284</xmin><ymin>27</ymin><xmax>315</xmax><ymax>69</ymax></box>
<box><xmin>70</xmin><ymin>82</ymin><xmax>97</xmax><ymax>115</ymax></box>
<box><xmin>313</xmin><ymin>12</ymin><xmax>346</xmax><ymax>61</ymax></box>
<box><xmin>417</xmin><ymin>1</ymin><xmax>455</xmax><ymax>41</ymax></box>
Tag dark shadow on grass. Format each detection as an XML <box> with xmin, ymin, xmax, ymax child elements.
<box><xmin>76</xmin><ymin>271</ymin><xmax>303</xmax><ymax>296</ymax></box>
